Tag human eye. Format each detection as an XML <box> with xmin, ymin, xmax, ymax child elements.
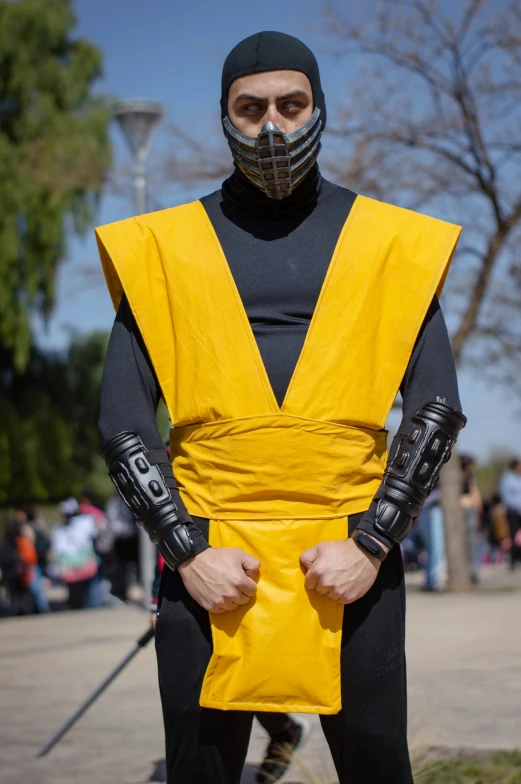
<box><xmin>282</xmin><ymin>100</ymin><xmax>304</xmax><ymax>113</ymax></box>
<box><xmin>243</xmin><ymin>102</ymin><xmax>263</xmax><ymax>114</ymax></box>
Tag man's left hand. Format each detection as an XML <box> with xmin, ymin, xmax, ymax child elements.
<box><xmin>300</xmin><ymin>538</ymin><xmax>386</xmax><ymax>604</ymax></box>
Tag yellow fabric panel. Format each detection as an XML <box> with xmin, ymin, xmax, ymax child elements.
<box><xmin>170</xmin><ymin>414</ymin><xmax>387</xmax><ymax>521</ymax></box>
<box><xmin>95</xmin><ymin>202</ymin><xmax>275</xmax><ymax>426</ymax></box>
<box><xmin>95</xmin><ymin>193</ymin><xmax>461</xmax><ymax>714</ymax></box>
<box><xmin>282</xmin><ymin>195</ymin><xmax>461</xmax><ymax>428</ymax></box>
<box><xmin>200</xmin><ymin>515</ymin><xmax>346</xmax><ymax>714</ymax></box>
<box><xmin>96</xmin><ymin>195</ymin><xmax>460</xmax><ymax>430</ymax></box>
<box><xmin>172</xmin><ymin>415</ymin><xmax>381</xmax><ymax>713</ymax></box>
<box><xmin>96</xmin><ymin>216</ymin><xmax>178</xmax><ymax>422</ymax></box>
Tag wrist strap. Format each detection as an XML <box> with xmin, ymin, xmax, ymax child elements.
<box><xmin>352</xmin><ymin>529</ymin><xmax>387</xmax><ymax>562</ymax></box>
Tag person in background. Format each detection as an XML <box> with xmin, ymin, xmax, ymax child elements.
<box><xmin>9</xmin><ymin>509</ymin><xmax>50</xmax><ymax>614</ymax></box>
<box><xmin>51</xmin><ymin>498</ymin><xmax>101</xmax><ymax>610</ymax></box>
<box><xmin>79</xmin><ymin>489</ymin><xmax>117</xmax><ymax>606</ymax></box>
<box><xmin>150</xmin><ymin>551</ymin><xmax>309</xmax><ymax>784</ymax></box>
<box><xmin>3</xmin><ymin>515</ymin><xmax>35</xmax><ymax>614</ymax></box>
<box><xmin>105</xmin><ymin>493</ymin><xmax>139</xmax><ymax>601</ymax></box>
<box><xmin>460</xmin><ymin>455</ymin><xmax>483</xmax><ymax>584</ymax></box>
<box><xmin>79</xmin><ymin>489</ymin><xmax>113</xmax><ymax>564</ymax></box>
<box><xmin>23</xmin><ymin>504</ymin><xmax>51</xmax><ymax>578</ymax></box>
<box><xmin>400</xmin><ymin>518</ymin><xmax>425</xmax><ymax>572</ymax></box>
<box><xmin>3</xmin><ymin>512</ymin><xmax>41</xmax><ymax>614</ymax></box>
<box><xmin>416</xmin><ymin>484</ymin><xmax>446</xmax><ymax>591</ymax></box>
<box><xmin>0</xmin><ymin>529</ymin><xmax>21</xmax><ymax>616</ymax></box>
<box><xmin>487</xmin><ymin>494</ymin><xmax>512</xmax><ymax>560</ymax></box>
<box><xmin>500</xmin><ymin>459</ymin><xmax>521</xmax><ymax>570</ymax></box>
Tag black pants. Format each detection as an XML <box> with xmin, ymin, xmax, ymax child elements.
<box><xmin>155</xmin><ymin>527</ymin><xmax>413</xmax><ymax>784</ymax></box>
<box><xmin>68</xmin><ymin>579</ymin><xmax>91</xmax><ymax>610</ymax></box>
<box><xmin>111</xmin><ymin>535</ymin><xmax>139</xmax><ymax>601</ymax></box>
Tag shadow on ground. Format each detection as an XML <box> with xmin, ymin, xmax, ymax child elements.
<box><xmin>147</xmin><ymin>759</ymin><xmax>305</xmax><ymax>784</ymax></box>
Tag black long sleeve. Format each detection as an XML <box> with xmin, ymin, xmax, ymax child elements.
<box><xmin>98</xmin><ymin>294</ymin><xmax>209</xmax><ymax>555</ymax></box>
<box><xmin>355</xmin><ymin>296</ymin><xmax>461</xmax><ymax>546</ymax></box>
<box><xmin>99</xmin><ymin>294</ymin><xmax>163</xmax><ymax>448</ymax></box>
<box><xmin>399</xmin><ymin>296</ymin><xmax>461</xmax><ymax>420</ymax></box>
<box><xmin>99</xmin><ymin>170</ymin><xmax>461</xmax><ymax>552</ymax></box>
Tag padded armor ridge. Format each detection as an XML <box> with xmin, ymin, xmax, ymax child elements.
<box><xmin>362</xmin><ymin>402</ymin><xmax>466</xmax><ymax>546</ymax></box>
<box><xmin>99</xmin><ymin>431</ymin><xmax>196</xmax><ymax>569</ymax></box>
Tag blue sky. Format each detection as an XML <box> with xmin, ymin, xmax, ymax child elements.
<box><xmin>34</xmin><ymin>0</ymin><xmax>521</xmax><ymax>461</ymax></box>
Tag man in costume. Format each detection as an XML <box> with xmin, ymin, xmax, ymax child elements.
<box><xmin>97</xmin><ymin>31</ymin><xmax>466</xmax><ymax>784</ymax></box>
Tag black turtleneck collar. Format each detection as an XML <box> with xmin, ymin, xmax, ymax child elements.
<box><xmin>221</xmin><ymin>164</ymin><xmax>322</xmax><ymax>219</ymax></box>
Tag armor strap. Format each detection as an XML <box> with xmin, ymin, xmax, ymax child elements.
<box><xmin>357</xmin><ymin>401</ymin><xmax>467</xmax><ymax>546</ymax></box>
<box><xmin>99</xmin><ymin>432</ymin><xmax>196</xmax><ymax>570</ymax></box>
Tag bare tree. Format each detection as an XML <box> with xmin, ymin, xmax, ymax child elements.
<box><xmin>137</xmin><ymin>0</ymin><xmax>521</xmax><ymax>590</ymax></box>
<box><xmin>154</xmin><ymin>122</ymin><xmax>231</xmax><ymax>186</ymax></box>
<box><xmin>324</xmin><ymin>0</ymin><xmax>521</xmax><ymax>368</ymax></box>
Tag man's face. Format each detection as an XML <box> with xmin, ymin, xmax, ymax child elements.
<box><xmin>227</xmin><ymin>69</ymin><xmax>313</xmax><ymax>137</ymax></box>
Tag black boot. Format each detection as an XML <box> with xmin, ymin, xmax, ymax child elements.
<box><xmin>256</xmin><ymin>717</ymin><xmax>309</xmax><ymax>784</ymax></box>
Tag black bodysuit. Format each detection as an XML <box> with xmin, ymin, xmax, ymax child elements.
<box><xmin>99</xmin><ymin>166</ymin><xmax>460</xmax><ymax>784</ymax></box>
<box><xmin>99</xmin><ymin>165</ymin><xmax>461</xmax><ymax>547</ymax></box>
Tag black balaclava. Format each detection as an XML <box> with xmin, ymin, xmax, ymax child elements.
<box><xmin>220</xmin><ymin>31</ymin><xmax>326</xmax><ymax>201</ymax></box>
<box><xmin>221</xmin><ymin>31</ymin><xmax>326</xmax><ymax>127</ymax></box>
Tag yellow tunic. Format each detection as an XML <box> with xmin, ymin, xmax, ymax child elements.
<box><xmin>96</xmin><ymin>195</ymin><xmax>461</xmax><ymax>714</ymax></box>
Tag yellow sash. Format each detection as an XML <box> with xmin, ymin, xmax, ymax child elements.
<box><xmin>96</xmin><ymin>195</ymin><xmax>461</xmax><ymax>713</ymax></box>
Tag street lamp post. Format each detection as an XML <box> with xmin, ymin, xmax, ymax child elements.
<box><xmin>113</xmin><ymin>99</ymin><xmax>166</xmax><ymax>608</ymax></box>
<box><xmin>114</xmin><ymin>99</ymin><xmax>165</xmax><ymax>215</ymax></box>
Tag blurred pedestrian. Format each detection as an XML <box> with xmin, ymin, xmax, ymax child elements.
<box><xmin>22</xmin><ymin>503</ymin><xmax>51</xmax><ymax>576</ymax></box>
<box><xmin>487</xmin><ymin>494</ymin><xmax>511</xmax><ymax>559</ymax></box>
<box><xmin>0</xmin><ymin>530</ymin><xmax>20</xmax><ymax>616</ymax></box>
<box><xmin>79</xmin><ymin>489</ymin><xmax>113</xmax><ymax>560</ymax></box>
<box><xmin>400</xmin><ymin>520</ymin><xmax>425</xmax><ymax>572</ymax></box>
<box><xmin>416</xmin><ymin>485</ymin><xmax>445</xmax><ymax>591</ymax></box>
<box><xmin>3</xmin><ymin>517</ymin><xmax>33</xmax><ymax>614</ymax></box>
<box><xmin>105</xmin><ymin>494</ymin><xmax>139</xmax><ymax>601</ymax></box>
<box><xmin>3</xmin><ymin>510</ymin><xmax>49</xmax><ymax>614</ymax></box>
<box><xmin>499</xmin><ymin>459</ymin><xmax>521</xmax><ymax>569</ymax></box>
<box><xmin>51</xmin><ymin>498</ymin><xmax>101</xmax><ymax>610</ymax></box>
<box><xmin>460</xmin><ymin>455</ymin><xmax>483</xmax><ymax>583</ymax></box>
<box><xmin>78</xmin><ymin>489</ymin><xmax>117</xmax><ymax>606</ymax></box>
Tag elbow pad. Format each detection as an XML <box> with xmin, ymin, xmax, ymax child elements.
<box><xmin>99</xmin><ymin>432</ymin><xmax>196</xmax><ymax>569</ymax></box>
<box><xmin>368</xmin><ymin>402</ymin><xmax>467</xmax><ymax>545</ymax></box>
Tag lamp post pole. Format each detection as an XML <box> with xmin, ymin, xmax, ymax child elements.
<box><xmin>114</xmin><ymin>99</ymin><xmax>165</xmax><ymax>215</ymax></box>
<box><xmin>113</xmin><ymin>99</ymin><xmax>166</xmax><ymax>608</ymax></box>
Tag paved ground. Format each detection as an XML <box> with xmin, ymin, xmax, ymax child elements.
<box><xmin>1</xmin><ymin>565</ymin><xmax>520</xmax><ymax>784</ymax></box>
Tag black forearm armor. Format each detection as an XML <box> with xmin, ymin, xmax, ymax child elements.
<box><xmin>358</xmin><ymin>402</ymin><xmax>467</xmax><ymax>546</ymax></box>
<box><xmin>99</xmin><ymin>432</ymin><xmax>197</xmax><ymax>569</ymax></box>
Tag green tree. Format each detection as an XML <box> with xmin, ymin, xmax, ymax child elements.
<box><xmin>0</xmin><ymin>0</ymin><xmax>112</xmax><ymax>371</ymax></box>
<box><xmin>0</xmin><ymin>332</ymin><xmax>112</xmax><ymax>505</ymax></box>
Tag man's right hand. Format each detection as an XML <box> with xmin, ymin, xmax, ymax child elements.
<box><xmin>178</xmin><ymin>547</ymin><xmax>260</xmax><ymax>613</ymax></box>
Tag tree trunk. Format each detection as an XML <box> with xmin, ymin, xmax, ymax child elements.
<box><xmin>440</xmin><ymin>451</ymin><xmax>471</xmax><ymax>591</ymax></box>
